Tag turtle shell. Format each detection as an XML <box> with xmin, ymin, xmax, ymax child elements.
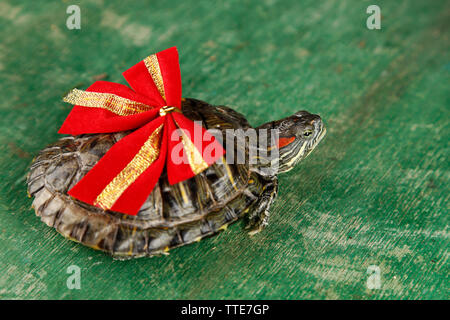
<box><xmin>27</xmin><ymin>99</ymin><xmax>273</xmax><ymax>258</ymax></box>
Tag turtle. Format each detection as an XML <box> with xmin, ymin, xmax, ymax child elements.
<box><xmin>27</xmin><ymin>98</ymin><xmax>326</xmax><ymax>259</ymax></box>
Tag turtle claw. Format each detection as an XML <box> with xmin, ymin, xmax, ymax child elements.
<box><xmin>244</xmin><ymin>178</ymin><xmax>277</xmax><ymax>236</ymax></box>
<box><xmin>245</xmin><ymin>216</ymin><xmax>267</xmax><ymax>235</ymax></box>
<box><xmin>247</xmin><ymin>227</ymin><xmax>263</xmax><ymax>236</ymax></box>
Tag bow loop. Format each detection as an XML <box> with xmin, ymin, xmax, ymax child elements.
<box><xmin>122</xmin><ymin>47</ymin><xmax>182</xmax><ymax>108</ymax></box>
<box><xmin>59</xmin><ymin>47</ymin><xmax>224</xmax><ymax>215</ymax></box>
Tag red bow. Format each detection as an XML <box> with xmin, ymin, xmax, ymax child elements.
<box><xmin>59</xmin><ymin>47</ymin><xmax>225</xmax><ymax>215</ymax></box>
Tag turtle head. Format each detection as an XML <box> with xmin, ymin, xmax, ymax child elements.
<box><xmin>261</xmin><ymin>110</ymin><xmax>326</xmax><ymax>173</ymax></box>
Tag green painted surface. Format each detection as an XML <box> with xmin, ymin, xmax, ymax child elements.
<box><xmin>0</xmin><ymin>0</ymin><xmax>448</xmax><ymax>299</ymax></box>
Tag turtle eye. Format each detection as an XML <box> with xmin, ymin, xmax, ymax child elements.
<box><xmin>303</xmin><ymin>130</ymin><xmax>313</xmax><ymax>137</ymax></box>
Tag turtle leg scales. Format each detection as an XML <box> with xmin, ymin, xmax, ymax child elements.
<box><xmin>246</xmin><ymin>177</ymin><xmax>278</xmax><ymax>235</ymax></box>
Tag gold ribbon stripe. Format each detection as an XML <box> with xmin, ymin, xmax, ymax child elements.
<box><xmin>143</xmin><ymin>54</ymin><xmax>166</xmax><ymax>102</ymax></box>
<box><xmin>177</xmin><ymin>125</ymin><xmax>209</xmax><ymax>175</ymax></box>
<box><xmin>94</xmin><ymin>124</ymin><xmax>164</xmax><ymax>210</ymax></box>
<box><xmin>64</xmin><ymin>89</ymin><xmax>151</xmax><ymax>116</ymax></box>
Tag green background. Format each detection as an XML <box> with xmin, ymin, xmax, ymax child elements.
<box><xmin>0</xmin><ymin>0</ymin><xmax>448</xmax><ymax>299</ymax></box>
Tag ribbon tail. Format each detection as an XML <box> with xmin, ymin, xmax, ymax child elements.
<box><xmin>68</xmin><ymin>117</ymin><xmax>166</xmax><ymax>215</ymax></box>
<box><xmin>166</xmin><ymin>113</ymin><xmax>225</xmax><ymax>185</ymax></box>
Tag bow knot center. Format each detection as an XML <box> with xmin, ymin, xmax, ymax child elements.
<box><xmin>159</xmin><ymin>105</ymin><xmax>181</xmax><ymax>116</ymax></box>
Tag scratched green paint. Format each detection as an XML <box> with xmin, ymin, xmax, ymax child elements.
<box><xmin>0</xmin><ymin>0</ymin><xmax>448</xmax><ymax>299</ymax></box>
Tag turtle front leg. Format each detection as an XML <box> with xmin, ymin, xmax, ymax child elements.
<box><xmin>246</xmin><ymin>178</ymin><xmax>278</xmax><ymax>235</ymax></box>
